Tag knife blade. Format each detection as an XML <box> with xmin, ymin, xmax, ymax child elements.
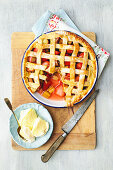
<box><xmin>41</xmin><ymin>89</ymin><xmax>99</xmax><ymax>163</ymax></box>
<box><xmin>62</xmin><ymin>89</ymin><xmax>99</xmax><ymax>134</ymax></box>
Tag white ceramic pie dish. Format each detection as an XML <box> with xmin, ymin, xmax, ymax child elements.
<box><xmin>21</xmin><ymin>31</ymin><xmax>98</xmax><ymax>108</ymax></box>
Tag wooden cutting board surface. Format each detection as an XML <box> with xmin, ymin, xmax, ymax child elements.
<box><xmin>11</xmin><ymin>32</ymin><xmax>96</xmax><ymax>150</ymax></box>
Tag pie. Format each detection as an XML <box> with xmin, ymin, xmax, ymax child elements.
<box><xmin>22</xmin><ymin>31</ymin><xmax>97</xmax><ymax>107</ymax></box>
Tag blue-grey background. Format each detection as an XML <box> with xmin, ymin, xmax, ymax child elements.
<box><xmin>0</xmin><ymin>0</ymin><xmax>113</xmax><ymax>170</ymax></box>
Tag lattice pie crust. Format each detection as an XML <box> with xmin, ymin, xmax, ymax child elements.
<box><xmin>23</xmin><ymin>31</ymin><xmax>97</xmax><ymax>106</ymax></box>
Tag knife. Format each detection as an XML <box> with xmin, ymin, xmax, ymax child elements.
<box><xmin>41</xmin><ymin>89</ymin><xmax>99</xmax><ymax>163</ymax></box>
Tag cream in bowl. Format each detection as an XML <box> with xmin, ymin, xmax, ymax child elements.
<box><xmin>19</xmin><ymin>108</ymin><xmax>49</xmax><ymax>143</ymax></box>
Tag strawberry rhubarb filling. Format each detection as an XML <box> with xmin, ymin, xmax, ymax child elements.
<box><xmin>27</xmin><ymin>43</ymin><xmax>87</xmax><ymax>101</ymax></box>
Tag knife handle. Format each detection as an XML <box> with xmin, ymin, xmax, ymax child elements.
<box><xmin>41</xmin><ymin>133</ymin><xmax>67</xmax><ymax>163</ymax></box>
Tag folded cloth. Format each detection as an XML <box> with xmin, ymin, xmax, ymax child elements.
<box><xmin>32</xmin><ymin>9</ymin><xmax>110</xmax><ymax>77</ymax></box>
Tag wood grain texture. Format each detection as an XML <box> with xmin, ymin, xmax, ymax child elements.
<box><xmin>1</xmin><ymin>1</ymin><xmax>113</xmax><ymax>170</ymax></box>
<box><xmin>11</xmin><ymin>32</ymin><xmax>96</xmax><ymax>150</ymax></box>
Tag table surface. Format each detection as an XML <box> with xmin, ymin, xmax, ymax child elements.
<box><xmin>0</xmin><ymin>0</ymin><xmax>113</xmax><ymax>170</ymax></box>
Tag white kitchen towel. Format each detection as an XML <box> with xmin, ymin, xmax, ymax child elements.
<box><xmin>32</xmin><ymin>9</ymin><xmax>110</xmax><ymax>77</ymax></box>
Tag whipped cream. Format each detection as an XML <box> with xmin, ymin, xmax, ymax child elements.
<box><xmin>19</xmin><ymin>108</ymin><xmax>49</xmax><ymax>143</ymax></box>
